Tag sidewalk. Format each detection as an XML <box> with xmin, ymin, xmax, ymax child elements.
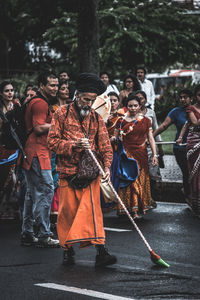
<box><xmin>160</xmin><ymin>154</ymin><xmax>182</xmax><ymax>183</ymax></box>
<box><xmin>153</xmin><ymin>154</ymin><xmax>185</xmax><ymax>203</ymax></box>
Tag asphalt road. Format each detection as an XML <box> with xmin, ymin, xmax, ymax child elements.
<box><xmin>0</xmin><ymin>202</ymin><xmax>200</xmax><ymax>300</ymax></box>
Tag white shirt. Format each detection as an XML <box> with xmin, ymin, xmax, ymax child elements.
<box><xmin>105</xmin><ymin>84</ymin><xmax>119</xmax><ymax>95</ymax></box>
<box><xmin>145</xmin><ymin>108</ymin><xmax>161</xmax><ymax>142</ymax></box>
<box><xmin>139</xmin><ymin>78</ymin><xmax>155</xmax><ymax>110</ymax></box>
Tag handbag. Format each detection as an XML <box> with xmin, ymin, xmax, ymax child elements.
<box><xmin>100</xmin><ymin>177</ymin><xmax>118</xmax><ymax>203</ymax></box>
<box><xmin>68</xmin><ymin>150</ymin><xmax>100</xmax><ymax>189</ymax></box>
<box><xmin>147</xmin><ymin>146</ymin><xmax>162</xmax><ymax>181</ymax></box>
<box><xmin>158</xmin><ymin>155</ymin><xmax>165</xmax><ymax>168</ymax></box>
<box><xmin>68</xmin><ymin>111</ymin><xmax>100</xmax><ymax>189</ymax></box>
<box><xmin>117</xmin><ymin>139</ymin><xmax>139</xmax><ymax>188</ymax></box>
<box><xmin>76</xmin><ymin>150</ymin><xmax>100</xmax><ymax>180</ymax></box>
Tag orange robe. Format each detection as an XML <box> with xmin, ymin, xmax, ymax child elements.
<box><xmin>58</xmin><ymin>177</ymin><xmax>105</xmax><ymax>249</ymax></box>
<box><xmin>48</xmin><ymin>103</ymin><xmax>113</xmax><ymax>248</ymax></box>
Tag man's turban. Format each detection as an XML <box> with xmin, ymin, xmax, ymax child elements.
<box><xmin>76</xmin><ymin>73</ymin><xmax>106</xmax><ymax>96</ymax></box>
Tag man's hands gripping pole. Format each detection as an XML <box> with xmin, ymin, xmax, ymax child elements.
<box><xmin>74</xmin><ymin>138</ymin><xmax>110</xmax><ymax>181</ymax></box>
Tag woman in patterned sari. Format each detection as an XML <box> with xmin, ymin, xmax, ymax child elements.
<box><xmin>185</xmin><ymin>84</ymin><xmax>200</xmax><ymax>218</ymax></box>
<box><xmin>0</xmin><ymin>81</ymin><xmax>17</xmax><ymax>219</ymax></box>
<box><xmin>113</xmin><ymin>93</ymin><xmax>158</xmax><ymax>219</ymax></box>
<box><xmin>101</xmin><ymin>92</ymin><xmax>124</xmax><ymax>210</ymax></box>
<box><xmin>51</xmin><ymin>80</ymin><xmax>72</xmax><ymax>223</ymax></box>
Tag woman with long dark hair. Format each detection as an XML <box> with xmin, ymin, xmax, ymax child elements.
<box><xmin>0</xmin><ymin>81</ymin><xmax>17</xmax><ymax>219</ymax></box>
<box><xmin>184</xmin><ymin>85</ymin><xmax>200</xmax><ymax>217</ymax></box>
<box><xmin>119</xmin><ymin>74</ymin><xmax>141</xmax><ymax>107</ymax></box>
<box><xmin>154</xmin><ymin>89</ymin><xmax>193</xmax><ymax>200</ymax></box>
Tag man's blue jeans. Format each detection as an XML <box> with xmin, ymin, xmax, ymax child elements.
<box><xmin>22</xmin><ymin>157</ymin><xmax>54</xmax><ymax>239</ymax></box>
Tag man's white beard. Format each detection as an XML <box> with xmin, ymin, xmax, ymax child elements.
<box><xmin>80</xmin><ymin>109</ymin><xmax>90</xmax><ymax>118</ymax></box>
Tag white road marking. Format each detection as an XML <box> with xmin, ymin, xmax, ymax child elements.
<box><xmin>35</xmin><ymin>283</ymin><xmax>136</xmax><ymax>300</ymax></box>
<box><xmin>157</xmin><ymin>201</ymin><xmax>187</xmax><ymax>206</ymax></box>
<box><xmin>104</xmin><ymin>227</ymin><xmax>131</xmax><ymax>232</ymax></box>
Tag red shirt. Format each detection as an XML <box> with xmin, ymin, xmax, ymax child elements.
<box><xmin>23</xmin><ymin>97</ymin><xmax>52</xmax><ymax>170</ymax></box>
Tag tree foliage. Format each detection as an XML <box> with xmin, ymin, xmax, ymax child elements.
<box><xmin>98</xmin><ymin>0</ymin><xmax>200</xmax><ymax>76</ymax></box>
<box><xmin>0</xmin><ymin>0</ymin><xmax>200</xmax><ymax>79</ymax></box>
<box><xmin>0</xmin><ymin>0</ymin><xmax>65</xmax><ymax>73</ymax></box>
<box><xmin>43</xmin><ymin>0</ymin><xmax>200</xmax><ymax>77</ymax></box>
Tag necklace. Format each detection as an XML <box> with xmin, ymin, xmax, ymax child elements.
<box><xmin>119</xmin><ymin>113</ymin><xmax>144</xmax><ymax>138</ymax></box>
<box><xmin>125</xmin><ymin>116</ymin><xmax>136</xmax><ymax>122</ymax></box>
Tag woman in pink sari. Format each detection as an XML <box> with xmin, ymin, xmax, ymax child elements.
<box><xmin>186</xmin><ymin>85</ymin><xmax>200</xmax><ymax>218</ymax></box>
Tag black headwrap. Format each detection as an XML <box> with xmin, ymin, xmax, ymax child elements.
<box><xmin>76</xmin><ymin>73</ymin><xmax>106</xmax><ymax>96</ymax></box>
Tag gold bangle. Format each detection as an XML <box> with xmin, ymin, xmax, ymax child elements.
<box><xmin>153</xmin><ymin>154</ymin><xmax>158</xmax><ymax>158</ymax></box>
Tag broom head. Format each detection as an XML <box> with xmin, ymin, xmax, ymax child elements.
<box><xmin>150</xmin><ymin>250</ymin><xmax>170</xmax><ymax>268</ymax></box>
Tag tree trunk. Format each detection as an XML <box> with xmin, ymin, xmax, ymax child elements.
<box><xmin>77</xmin><ymin>0</ymin><xmax>99</xmax><ymax>74</ymax></box>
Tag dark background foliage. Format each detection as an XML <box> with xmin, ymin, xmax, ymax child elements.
<box><xmin>0</xmin><ymin>0</ymin><xmax>199</xmax><ymax>120</ymax></box>
<box><xmin>0</xmin><ymin>0</ymin><xmax>199</xmax><ymax>79</ymax></box>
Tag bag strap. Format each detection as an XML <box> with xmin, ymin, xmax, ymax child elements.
<box><xmin>25</xmin><ymin>92</ymin><xmax>52</xmax><ymax>136</ymax></box>
<box><xmin>79</xmin><ymin>117</ymin><xmax>92</xmax><ymax>139</ymax></box>
<box><xmin>27</xmin><ymin>92</ymin><xmax>51</xmax><ymax>115</ymax></box>
<box><xmin>66</xmin><ymin>103</ymin><xmax>70</xmax><ymax>118</ymax></box>
<box><xmin>66</xmin><ymin>102</ymin><xmax>99</xmax><ymax>144</ymax></box>
<box><xmin>94</xmin><ymin>111</ymin><xmax>99</xmax><ymax>147</ymax></box>
<box><xmin>0</xmin><ymin>109</ymin><xmax>8</xmax><ymax>123</ymax></box>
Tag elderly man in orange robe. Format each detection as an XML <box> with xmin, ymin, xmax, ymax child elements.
<box><xmin>47</xmin><ymin>73</ymin><xmax>117</xmax><ymax>267</ymax></box>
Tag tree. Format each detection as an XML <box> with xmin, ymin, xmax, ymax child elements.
<box><xmin>0</xmin><ymin>0</ymin><xmax>100</xmax><ymax>76</ymax></box>
<box><xmin>45</xmin><ymin>0</ymin><xmax>100</xmax><ymax>75</ymax></box>
<box><xmin>98</xmin><ymin>0</ymin><xmax>200</xmax><ymax>76</ymax></box>
<box><xmin>1</xmin><ymin>0</ymin><xmax>200</xmax><ymax>79</ymax></box>
<box><xmin>77</xmin><ymin>0</ymin><xmax>100</xmax><ymax>74</ymax></box>
<box><xmin>45</xmin><ymin>0</ymin><xmax>200</xmax><ymax>78</ymax></box>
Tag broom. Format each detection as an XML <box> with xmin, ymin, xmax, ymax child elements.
<box><xmin>88</xmin><ymin>149</ymin><xmax>170</xmax><ymax>268</ymax></box>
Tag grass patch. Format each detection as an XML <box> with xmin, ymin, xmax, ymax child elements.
<box><xmin>159</xmin><ymin>124</ymin><xmax>177</xmax><ymax>155</ymax></box>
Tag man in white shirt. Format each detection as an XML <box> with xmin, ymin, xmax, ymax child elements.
<box><xmin>136</xmin><ymin>67</ymin><xmax>155</xmax><ymax>110</ymax></box>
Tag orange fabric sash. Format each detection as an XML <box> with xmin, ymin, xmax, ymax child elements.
<box><xmin>120</xmin><ymin>118</ymin><xmax>150</xmax><ymax>171</ymax></box>
<box><xmin>57</xmin><ymin>177</ymin><xmax>105</xmax><ymax>248</ymax></box>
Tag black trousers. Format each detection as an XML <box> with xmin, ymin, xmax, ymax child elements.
<box><xmin>173</xmin><ymin>147</ymin><xmax>190</xmax><ymax>197</ymax></box>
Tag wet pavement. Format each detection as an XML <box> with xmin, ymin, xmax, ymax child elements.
<box><xmin>152</xmin><ymin>155</ymin><xmax>185</xmax><ymax>204</ymax></box>
<box><xmin>160</xmin><ymin>155</ymin><xmax>182</xmax><ymax>183</ymax></box>
<box><xmin>0</xmin><ymin>202</ymin><xmax>200</xmax><ymax>300</ymax></box>
<box><xmin>0</xmin><ymin>154</ymin><xmax>196</xmax><ymax>299</ymax></box>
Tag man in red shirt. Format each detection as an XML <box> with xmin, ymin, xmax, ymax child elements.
<box><xmin>48</xmin><ymin>73</ymin><xmax>117</xmax><ymax>267</ymax></box>
<box><xmin>21</xmin><ymin>72</ymin><xmax>60</xmax><ymax>248</ymax></box>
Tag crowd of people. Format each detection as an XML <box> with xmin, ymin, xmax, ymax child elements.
<box><xmin>0</xmin><ymin>68</ymin><xmax>200</xmax><ymax>267</ymax></box>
